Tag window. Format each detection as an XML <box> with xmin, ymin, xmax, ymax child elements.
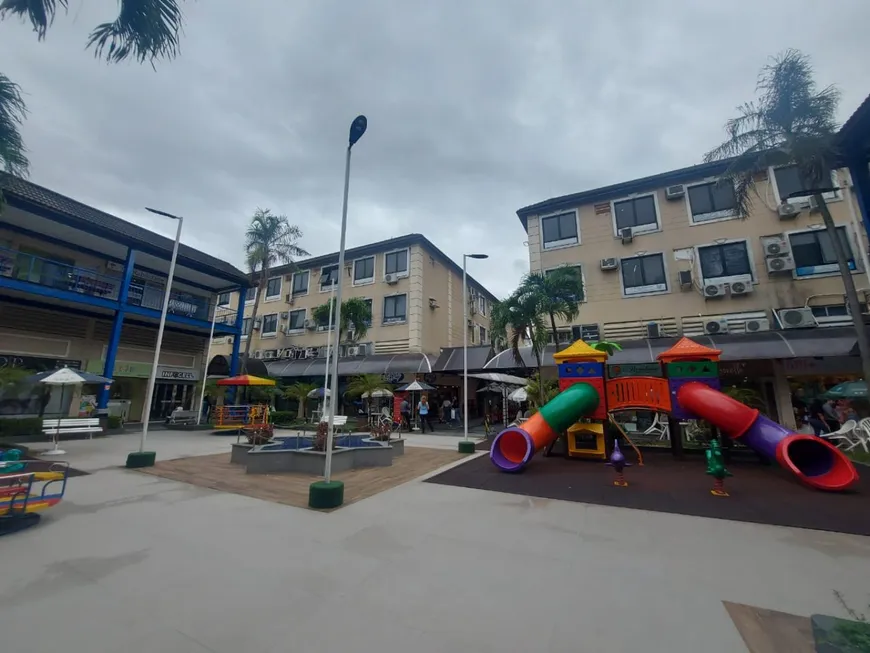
<box><xmin>479</xmin><ymin>325</ymin><xmax>488</xmax><ymax>345</ymax></box>
<box><xmin>697</xmin><ymin>242</ymin><xmax>752</xmax><ymax>280</ymax></box>
<box><xmin>292</xmin><ymin>270</ymin><xmax>309</xmax><ymax>295</ymax></box>
<box><xmin>620</xmin><ymin>253</ymin><xmax>667</xmax><ymax>296</ymax></box>
<box><xmin>261</xmin><ymin>313</ymin><xmax>278</xmax><ymax>335</ymax></box>
<box><xmin>613</xmin><ymin>195</ymin><xmax>659</xmax><ymax>234</ymax></box>
<box><xmin>353</xmin><ymin>256</ymin><xmax>375</xmax><ymax>284</ymax></box>
<box><xmin>687</xmin><ymin>181</ymin><xmax>737</xmax><ymax>223</ymax></box>
<box><xmin>320</xmin><ymin>265</ymin><xmax>339</xmax><ymax>291</ymax></box>
<box><xmin>244</xmin><ymin>287</ymin><xmax>256</xmax><ymax>303</ymax></box>
<box><xmin>361</xmin><ymin>298</ymin><xmax>373</xmax><ymax>326</ymax></box>
<box><xmin>241</xmin><ymin>317</ymin><xmax>252</xmax><ymax>336</ymax></box>
<box><xmin>477</xmin><ymin>295</ymin><xmax>487</xmax><ymax>316</ymax></box>
<box><xmin>385</xmin><ymin>249</ymin><xmax>409</xmax><ymax>276</ymax></box>
<box><xmin>789</xmin><ymin>227</ymin><xmax>855</xmax><ymax>277</ymax></box>
<box><xmin>217</xmin><ymin>292</ymin><xmax>231</xmax><ymax>306</ymax></box>
<box><xmin>287</xmin><ymin>309</ymin><xmax>306</xmax><ymax>331</ymax></box>
<box><xmin>773</xmin><ymin>165</ymin><xmax>839</xmax><ymax>203</ymax></box>
<box><xmin>265</xmin><ymin>277</ymin><xmax>282</xmax><ymax>299</ymax></box>
<box><xmin>541</xmin><ymin>211</ymin><xmax>579</xmax><ymax>249</ymax></box>
<box><xmin>383</xmin><ymin>294</ymin><xmax>407</xmax><ymax>323</ymax></box>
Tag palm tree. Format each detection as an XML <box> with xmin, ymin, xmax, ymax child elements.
<box><xmin>589</xmin><ymin>341</ymin><xmax>622</xmax><ymax>356</ymax></box>
<box><xmin>344</xmin><ymin>374</ymin><xmax>393</xmax><ymax>416</ymax></box>
<box><xmin>312</xmin><ymin>297</ymin><xmax>372</xmax><ymax>344</ymax></box>
<box><xmin>243</xmin><ymin>209</ymin><xmax>309</xmax><ymax>371</ymax></box>
<box><xmin>517</xmin><ymin>268</ymin><xmax>585</xmax><ymax>350</ymax></box>
<box><xmin>490</xmin><ymin>290</ymin><xmax>549</xmax><ymax>404</ymax></box>
<box><xmin>0</xmin><ymin>0</ymin><xmax>185</xmax><ymax>190</ymax></box>
<box><xmin>704</xmin><ymin>49</ymin><xmax>870</xmax><ymax>384</ymax></box>
<box><xmin>283</xmin><ymin>381</ymin><xmax>318</xmax><ymax>420</ymax></box>
<box><xmin>525</xmin><ymin>373</ymin><xmax>558</xmax><ymax>411</ymax></box>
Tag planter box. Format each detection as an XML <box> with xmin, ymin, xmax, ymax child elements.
<box><xmin>230</xmin><ymin>443</ymin><xmax>254</xmax><ymax>464</ymax></box>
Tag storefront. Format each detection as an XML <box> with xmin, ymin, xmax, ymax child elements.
<box><xmin>778</xmin><ymin>356</ymin><xmax>864</xmax><ymax>425</ymax></box>
<box><xmin>151</xmin><ymin>366</ymin><xmax>200</xmax><ymax>419</ymax></box>
<box><xmin>0</xmin><ymin>353</ymin><xmax>82</xmax><ymax>416</ymax></box>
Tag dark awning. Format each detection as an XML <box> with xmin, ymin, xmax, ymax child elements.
<box><xmin>206</xmin><ymin>354</ymin><xmax>268</xmax><ymax>377</ymax></box>
<box><xmin>432</xmin><ymin>346</ymin><xmax>493</xmax><ymax>372</ymax></box>
<box><xmin>483</xmin><ymin>328</ymin><xmax>858</xmax><ymax>368</ymax></box>
<box><xmin>266</xmin><ymin>352</ymin><xmax>433</xmax><ymax>378</ymax></box>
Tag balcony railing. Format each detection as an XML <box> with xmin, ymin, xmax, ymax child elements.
<box><xmin>127</xmin><ymin>278</ymin><xmax>212</xmax><ymax>322</ymax></box>
<box><xmin>0</xmin><ymin>246</ymin><xmax>121</xmax><ymax>300</ymax></box>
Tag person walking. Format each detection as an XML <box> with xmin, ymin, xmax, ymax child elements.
<box><xmin>807</xmin><ymin>397</ymin><xmax>830</xmax><ymax>436</ymax></box>
<box><xmin>418</xmin><ymin>394</ymin><xmax>433</xmax><ymax>433</ymax></box>
<box><xmin>400</xmin><ymin>397</ymin><xmax>411</xmax><ymax>432</ymax></box>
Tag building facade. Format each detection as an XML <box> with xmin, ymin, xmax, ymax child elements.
<box><xmin>210</xmin><ymin>234</ymin><xmax>497</xmax><ymax>380</ymax></box>
<box><xmin>0</xmin><ymin>174</ymin><xmax>247</xmax><ymax>422</ymax></box>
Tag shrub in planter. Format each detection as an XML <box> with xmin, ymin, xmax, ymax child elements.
<box><xmin>107</xmin><ymin>416</ymin><xmax>122</xmax><ymax>429</ymax></box>
<box><xmin>245</xmin><ymin>423</ymin><xmax>274</xmax><ymax>445</ymax></box>
<box><xmin>269</xmin><ymin>411</ymin><xmax>296</xmax><ymax>425</ymax></box>
<box><xmin>0</xmin><ymin>418</ymin><xmax>42</xmax><ymax>439</ymax></box>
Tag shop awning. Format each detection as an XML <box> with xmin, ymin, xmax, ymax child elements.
<box><xmin>432</xmin><ymin>346</ymin><xmax>493</xmax><ymax>372</ymax></box>
<box><xmin>482</xmin><ymin>328</ymin><xmax>858</xmax><ymax>368</ymax></box>
<box><xmin>265</xmin><ymin>352</ymin><xmax>433</xmax><ymax>378</ymax></box>
<box><xmin>206</xmin><ymin>354</ymin><xmax>268</xmax><ymax>378</ymax></box>
<box><xmin>466</xmin><ymin>372</ymin><xmax>528</xmax><ymax>386</ymax></box>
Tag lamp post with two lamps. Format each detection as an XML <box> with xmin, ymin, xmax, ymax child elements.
<box><xmin>458</xmin><ymin>253</ymin><xmax>488</xmax><ymax>454</ymax></box>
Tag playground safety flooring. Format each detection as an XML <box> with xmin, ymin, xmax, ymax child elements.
<box><xmin>1</xmin><ymin>430</ymin><xmax>868</xmax><ymax>652</ymax></box>
<box><xmin>429</xmin><ymin>450</ymin><xmax>870</xmax><ymax>536</ymax></box>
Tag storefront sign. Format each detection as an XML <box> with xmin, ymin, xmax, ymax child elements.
<box><xmin>156</xmin><ymin>366</ymin><xmax>199</xmax><ymax>382</ymax></box>
<box><xmin>719</xmin><ymin>360</ymin><xmax>774</xmax><ymax>378</ymax></box>
<box><xmin>0</xmin><ymin>354</ymin><xmax>82</xmax><ymax>372</ymax></box>
<box><xmin>780</xmin><ymin>357</ymin><xmax>861</xmax><ymax>376</ymax></box>
<box><xmin>382</xmin><ymin>372</ymin><xmax>405</xmax><ymax>384</ymax></box>
<box><xmin>607</xmin><ymin>363</ymin><xmax>662</xmax><ymax>379</ymax></box>
<box><xmin>86</xmin><ymin>360</ymin><xmax>152</xmax><ymax>378</ymax></box>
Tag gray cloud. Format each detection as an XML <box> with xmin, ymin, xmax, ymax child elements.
<box><xmin>3</xmin><ymin>0</ymin><xmax>870</xmax><ymax>297</ymax></box>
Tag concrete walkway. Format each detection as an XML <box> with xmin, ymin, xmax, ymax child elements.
<box><xmin>1</xmin><ymin>432</ymin><xmax>868</xmax><ymax>652</ymax></box>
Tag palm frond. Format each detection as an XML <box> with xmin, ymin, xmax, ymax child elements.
<box><xmin>87</xmin><ymin>0</ymin><xmax>184</xmax><ymax>64</ymax></box>
<box><xmin>0</xmin><ymin>0</ymin><xmax>68</xmax><ymax>40</ymax></box>
<box><xmin>0</xmin><ymin>73</ymin><xmax>29</xmax><ymax>178</ymax></box>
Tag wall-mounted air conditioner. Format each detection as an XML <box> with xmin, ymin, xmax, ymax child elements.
<box><xmin>704</xmin><ymin>319</ymin><xmax>729</xmax><ymax>335</ymax></box>
<box><xmin>285</xmin><ymin>293</ymin><xmax>295</xmax><ymax>305</ymax></box>
<box><xmin>253</xmin><ymin>350</ymin><xmax>263</xmax><ymax>359</ymax></box>
<box><xmin>385</xmin><ymin>273</ymin><xmax>399</xmax><ymax>285</ymax></box>
<box><xmin>766</xmin><ymin>255</ymin><xmax>795</xmax><ymax>273</ymax></box>
<box><xmin>678</xmin><ymin>270</ymin><xmax>693</xmax><ymax>289</ymax></box>
<box><xmin>600</xmin><ymin>258</ymin><xmax>618</xmax><ymax>271</ymax></box>
<box><xmin>703</xmin><ymin>283</ymin><xmax>726</xmax><ymax>298</ymax></box>
<box><xmin>263</xmin><ymin>350</ymin><xmax>276</xmax><ymax>360</ymax></box>
<box><xmin>619</xmin><ymin>227</ymin><xmax>633</xmax><ymax>244</ymax></box>
<box><xmin>665</xmin><ymin>185</ymin><xmax>685</xmax><ymax>200</ymax></box>
<box><xmin>761</xmin><ymin>236</ymin><xmax>790</xmax><ymax>257</ymax></box>
<box><xmin>253</xmin><ymin>318</ymin><xmax>262</xmax><ymax>329</ymax></box>
<box><xmin>346</xmin><ymin>346</ymin><xmax>360</xmax><ymax>357</ymax></box>
<box><xmin>646</xmin><ymin>322</ymin><xmax>661</xmax><ymax>338</ymax></box>
<box><xmin>745</xmin><ymin>318</ymin><xmax>770</xmax><ymax>333</ymax></box>
<box><xmin>729</xmin><ymin>278</ymin><xmax>753</xmax><ymax>296</ymax></box>
<box><xmin>777</xmin><ymin>307</ymin><xmax>818</xmax><ymax>329</ymax></box>
<box><xmin>303</xmin><ymin>319</ymin><xmax>315</xmax><ymax>330</ymax></box>
<box><xmin>777</xmin><ymin>202</ymin><xmax>800</xmax><ymax>220</ymax></box>
<box><xmin>280</xmin><ymin>311</ymin><xmax>289</xmax><ymax>319</ymax></box>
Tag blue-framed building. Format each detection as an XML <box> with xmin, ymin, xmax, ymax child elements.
<box><xmin>0</xmin><ymin>173</ymin><xmax>247</xmax><ymax>421</ymax></box>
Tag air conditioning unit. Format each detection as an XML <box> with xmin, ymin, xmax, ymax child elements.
<box><xmin>467</xmin><ymin>319</ymin><xmax>474</xmax><ymax>327</ymax></box>
<box><xmin>678</xmin><ymin>270</ymin><xmax>693</xmax><ymax>289</ymax></box>
<box><xmin>303</xmin><ymin>319</ymin><xmax>315</xmax><ymax>330</ymax></box>
<box><xmin>777</xmin><ymin>307</ymin><xmax>818</xmax><ymax>329</ymax></box>
<box><xmin>703</xmin><ymin>283</ymin><xmax>726</xmax><ymax>298</ymax></box>
<box><xmin>808</xmin><ymin>195</ymin><xmax>821</xmax><ymax>213</ymax></box>
<box><xmin>346</xmin><ymin>346</ymin><xmax>360</xmax><ymax>357</ymax></box>
<box><xmin>280</xmin><ymin>311</ymin><xmax>289</xmax><ymax>319</ymax></box>
<box><xmin>665</xmin><ymin>184</ymin><xmax>685</xmax><ymax>200</ymax></box>
<box><xmin>600</xmin><ymin>258</ymin><xmax>618</xmax><ymax>271</ymax></box>
<box><xmin>619</xmin><ymin>227</ymin><xmax>633</xmax><ymax>244</ymax></box>
<box><xmin>253</xmin><ymin>350</ymin><xmax>263</xmax><ymax>359</ymax></box>
<box><xmin>761</xmin><ymin>236</ymin><xmax>790</xmax><ymax>257</ymax></box>
<box><xmin>646</xmin><ymin>322</ymin><xmax>661</xmax><ymax>338</ymax></box>
<box><xmin>285</xmin><ymin>293</ymin><xmax>295</xmax><ymax>305</ymax></box>
<box><xmin>304</xmin><ymin>347</ymin><xmax>318</xmax><ymax>358</ymax></box>
<box><xmin>263</xmin><ymin>350</ymin><xmax>276</xmax><ymax>360</ymax></box>
<box><xmin>745</xmin><ymin>318</ymin><xmax>771</xmax><ymax>333</ymax></box>
<box><xmin>384</xmin><ymin>273</ymin><xmax>399</xmax><ymax>285</ymax></box>
<box><xmin>777</xmin><ymin>202</ymin><xmax>800</xmax><ymax>220</ymax></box>
<box><xmin>253</xmin><ymin>318</ymin><xmax>262</xmax><ymax>329</ymax></box>
<box><xmin>729</xmin><ymin>278</ymin><xmax>753</xmax><ymax>296</ymax></box>
<box><xmin>704</xmin><ymin>319</ymin><xmax>729</xmax><ymax>335</ymax></box>
<box><xmin>766</xmin><ymin>255</ymin><xmax>796</xmax><ymax>273</ymax></box>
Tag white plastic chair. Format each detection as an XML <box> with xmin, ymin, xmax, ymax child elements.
<box><xmin>643</xmin><ymin>413</ymin><xmax>670</xmax><ymax>441</ymax></box>
<box><xmin>822</xmin><ymin>419</ymin><xmax>857</xmax><ymax>447</ymax></box>
<box><xmin>847</xmin><ymin>418</ymin><xmax>870</xmax><ymax>453</ymax></box>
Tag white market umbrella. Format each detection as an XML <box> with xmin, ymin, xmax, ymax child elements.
<box><xmin>361</xmin><ymin>388</ymin><xmax>393</xmax><ymax>398</ymax></box>
<box><xmin>307</xmin><ymin>387</ymin><xmax>331</xmax><ymax>398</ymax></box>
<box><xmin>28</xmin><ymin>367</ymin><xmax>113</xmax><ymax>455</ymax></box>
<box><xmin>396</xmin><ymin>381</ymin><xmax>435</xmax><ymax>430</ymax></box>
<box><xmin>508</xmin><ymin>387</ymin><xmax>528</xmax><ymax>402</ymax></box>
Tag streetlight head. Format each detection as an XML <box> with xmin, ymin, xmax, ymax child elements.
<box><xmin>349</xmin><ymin>115</ymin><xmax>367</xmax><ymax>147</ymax></box>
<box><xmin>145</xmin><ymin>207</ymin><xmax>182</xmax><ymax>220</ymax></box>
<box><xmin>468</xmin><ymin>253</ymin><xmax>489</xmax><ymax>260</ymax></box>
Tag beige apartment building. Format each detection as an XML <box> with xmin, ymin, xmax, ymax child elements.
<box><xmin>211</xmin><ymin>234</ymin><xmax>497</xmax><ymax>379</ymax></box>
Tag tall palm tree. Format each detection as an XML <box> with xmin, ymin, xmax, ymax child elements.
<box><xmin>517</xmin><ymin>267</ymin><xmax>585</xmax><ymax>350</ymax></box>
<box><xmin>283</xmin><ymin>381</ymin><xmax>318</xmax><ymax>420</ymax></box>
<box><xmin>490</xmin><ymin>290</ymin><xmax>549</xmax><ymax>404</ymax></box>
<box><xmin>704</xmin><ymin>49</ymin><xmax>870</xmax><ymax>383</ymax></box>
<box><xmin>243</xmin><ymin>209</ymin><xmax>309</xmax><ymax>371</ymax></box>
<box><xmin>0</xmin><ymin>0</ymin><xmax>185</xmax><ymax>190</ymax></box>
<box><xmin>312</xmin><ymin>297</ymin><xmax>372</xmax><ymax>344</ymax></box>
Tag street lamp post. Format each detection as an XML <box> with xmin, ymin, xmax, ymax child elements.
<box><xmin>126</xmin><ymin>207</ymin><xmax>183</xmax><ymax>468</ymax></box>
<box><xmin>321</xmin><ymin>281</ymin><xmax>337</xmax><ymax>415</ymax></box>
<box><xmin>309</xmin><ymin>115</ymin><xmax>367</xmax><ymax>510</ymax></box>
<box><xmin>459</xmin><ymin>253</ymin><xmax>488</xmax><ymax>454</ymax></box>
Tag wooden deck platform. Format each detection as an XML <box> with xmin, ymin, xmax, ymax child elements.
<box><xmin>139</xmin><ymin>447</ymin><xmax>468</xmax><ymax>509</ymax></box>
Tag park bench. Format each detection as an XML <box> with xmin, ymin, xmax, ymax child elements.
<box><xmin>42</xmin><ymin>418</ymin><xmax>101</xmax><ymax>440</ymax></box>
<box><xmin>320</xmin><ymin>414</ymin><xmax>349</xmax><ymax>434</ymax></box>
<box><xmin>166</xmin><ymin>410</ymin><xmax>199</xmax><ymax>426</ymax></box>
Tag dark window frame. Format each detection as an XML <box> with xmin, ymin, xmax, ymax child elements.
<box><xmin>383</xmin><ymin>294</ymin><xmax>407</xmax><ymax>323</ymax></box>
<box><xmin>687</xmin><ymin>181</ymin><xmax>738</xmax><ymax>222</ymax></box>
<box><xmin>292</xmin><ymin>270</ymin><xmax>309</xmax><ymax>295</ymax></box>
<box><xmin>385</xmin><ymin>250</ymin><xmax>409</xmax><ymax>276</ymax></box>
<box><xmin>353</xmin><ymin>256</ymin><xmax>375</xmax><ymax>283</ymax></box>
<box><xmin>287</xmin><ymin>309</ymin><xmax>306</xmax><ymax>330</ymax></box>
<box><xmin>541</xmin><ymin>211</ymin><xmax>579</xmax><ymax>248</ymax></box>
<box><xmin>789</xmin><ymin>227</ymin><xmax>855</xmax><ymax>275</ymax></box>
<box><xmin>620</xmin><ymin>253</ymin><xmax>667</xmax><ymax>295</ymax></box>
<box><xmin>320</xmin><ymin>265</ymin><xmax>339</xmax><ymax>290</ymax></box>
<box><xmin>265</xmin><ymin>277</ymin><xmax>282</xmax><ymax>298</ymax></box>
<box><xmin>261</xmin><ymin>313</ymin><xmax>279</xmax><ymax>334</ymax></box>
<box><xmin>217</xmin><ymin>292</ymin><xmax>231</xmax><ymax>306</ymax></box>
<box><xmin>697</xmin><ymin>241</ymin><xmax>753</xmax><ymax>280</ymax></box>
<box><xmin>613</xmin><ymin>195</ymin><xmax>659</xmax><ymax>233</ymax></box>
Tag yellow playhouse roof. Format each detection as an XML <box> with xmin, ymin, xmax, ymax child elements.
<box><xmin>552</xmin><ymin>340</ymin><xmax>607</xmax><ymax>363</ymax></box>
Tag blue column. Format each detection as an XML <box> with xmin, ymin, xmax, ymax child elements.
<box><xmin>849</xmin><ymin>159</ymin><xmax>870</xmax><ymax>236</ymax></box>
<box><xmin>229</xmin><ymin>286</ymin><xmax>246</xmax><ymax>376</ymax></box>
<box><xmin>98</xmin><ymin>249</ymin><xmax>137</xmax><ymax>408</ymax></box>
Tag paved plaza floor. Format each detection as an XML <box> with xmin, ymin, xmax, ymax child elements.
<box><xmin>1</xmin><ymin>430</ymin><xmax>868</xmax><ymax>652</ymax></box>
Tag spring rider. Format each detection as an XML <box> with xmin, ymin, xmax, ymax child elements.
<box><xmin>706</xmin><ymin>439</ymin><xmax>732</xmax><ymax>497</ymax></box>
<box><xmin>606</xmin><ymin>440</ymin><xmax>632</xmax><ymax>487</ymax></box>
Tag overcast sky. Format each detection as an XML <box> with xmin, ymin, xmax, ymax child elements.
<box><xmin>3</xmin><ymin>1</ymin><xmax>870</xmax><ymax>297</ymax></box>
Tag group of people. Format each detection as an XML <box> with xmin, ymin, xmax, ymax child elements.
<box><xmin>801</xmin><ymin>396</ymin><xmax>858</xmax><ymax>436</ymax></box>
<box><xmin>398</xmin><ymin>393</ymin><xmax>461</xmax><ymax>433</ymax></box>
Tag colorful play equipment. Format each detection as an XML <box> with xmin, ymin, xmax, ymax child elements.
<box><xmin>606</xmin><ymin>440</ymin><xmax>631</xmax><ymax>487</ymax></box>
<box><xmin>213</xmin><ymin>375</ymin><xmax>275</xmax><ymax>430</ymax></box>
<box><xmin>1</xmin><ymin>454</ymin><xmax>70</xmax><ymax>535</ymax></box>
<box><xmin>490</xmin><ymin>337</ymin><xmax>859</xmax><ymax>491</ymax></box>
<box><xmin>705</xmin><ymin>439</ymin><xmax>732</xmax><ymax>497</ymax></box>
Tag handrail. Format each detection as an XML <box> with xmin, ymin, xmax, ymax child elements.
<box><xmin>608</xmin><ymin>413</ymin><xmax>644</xmax><ymax>466</ymax></box>
<box><xmin>0</xmin><ymin>245</ymin><xmax>121</xmax><ymax>300</ymax></box>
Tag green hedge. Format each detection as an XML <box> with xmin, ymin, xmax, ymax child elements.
<box><xmin>270</xmin><ymin>411</ymin><xmax>298</xmax><ymax>425</ymax></box>
<box><xmin>107</xmin><ymin>415</ymin><xmax>122</xmax><ymax>429</ymax></box>
<box><xmin>0</xmin><ymin>418</ymin><xmax>42</xmax><ymax>438</ymax></box>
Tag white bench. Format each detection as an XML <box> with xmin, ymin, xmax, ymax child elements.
<box><xmin>166</xmin><ymin>410</ymin><xmax>199</xmax><ymax>426</ymax></box>
<box><xmin>42</xmin><ymin>418</ymin><xmax>102</xmax><ymax>440</ymax></box>
<box><xmin>320</xmin><ymin>415</ymin><xmax>349</xmax><ymax>433</ymax></box>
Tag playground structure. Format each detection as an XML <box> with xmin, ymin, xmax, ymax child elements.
<box><xmin>213</xmin><ymin>375</ymin><xmax>274</xmax><ymax>431</ymax></box>
<box><xmin>0</xmin><ymin>453</ymin><xmax>70</xmax><ymax>535</ymax></box>
<box><xmin>490</xmin><ymin>337</ymin><xmax>860</xmax><ymax>491</ymax></box>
